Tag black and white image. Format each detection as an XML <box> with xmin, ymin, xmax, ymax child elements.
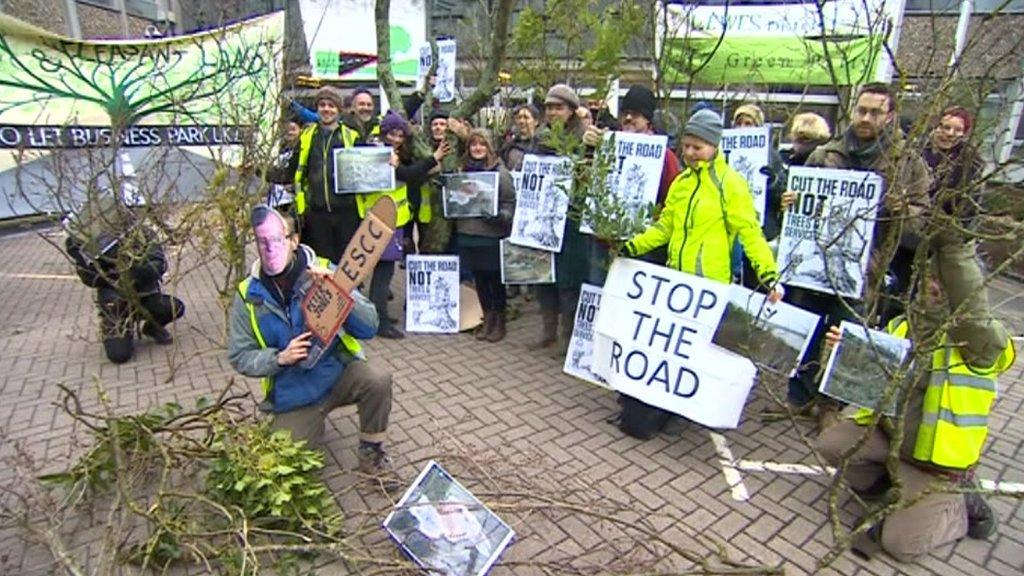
<box><xmin>509</xmin><ymin>154</ymin><xmax>572</xmax><ymax>252</ymax></box>
<box><xmin>563</xmin><ymin>284</ymin><xmax>609</xmax><ymax>388</ymax></box>
<box><xmin>442</xmin><ymin>173</ymin><xmax>500</xmax><ymax>218</ymax></box>
<box><xmin>721</xmin><ymin>126</ymin><xmax>770</xmax><ymax>222</ymax></box>
<box><xmin>334</xmin><ymin>147</ymin><xmax>395</xmax><ymax>193</ymax></box>
<box><xmin>500</xmin><ymin>239</ymin><xmax>555</xmax><ymax>285</ymax></box>
<box><xmin>383</xmin><ymin>461</ymin><xmax>515</xmax><ymax>576</ymax></box>
<box><xmin>419</xmin><ymin>39</ymin><xmax>457</xmax><ymax>103</ymax></box>
<box><xmin>580</xmin><ymin>132</ymin><xmax>665</xmax><ymax>235</ymax></box>
<box><xmin>819</xmin><ymin>321</ymin><xmax>912</xmax><ymax>416</ymax></box>
<box><xmin>406</xmin><ymin>255</ymin><xmax>460</xmax><ymax>334</ymax></box>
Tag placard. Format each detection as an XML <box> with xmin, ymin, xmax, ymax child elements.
<box><xmin>334</xmin><ymin>147</ymin><xmax>396</xmax><ymax>194</ymax></box>
<box><xmin>721</xmin><ymin>126</ymin><xmax>771</xmax><ymax>223</ymax></box>
<box><xmin>819</xmin><ymin>321</ymin><xmax>911</xmax><ymax>416</ymax></box>
<box><xmin>405</xmin><ymin>255</ymin><xmax>460</xmax><ymax>334</ymax></box>
<box><xmin>563</xmin><ymin>284</ymin><xmax>609</xmax><ymax>388</ymax></box>
<box><xmin>442</xmin><ymin>172</ymin><xmax>499</xmax><ymax>218</ymax></box>
<box><xmin>499</xmin><ymin>239</ymin><xmax>555</xmax><ymax>285</ymax></box>
<box><xmin>580</xmin><ymin>132</ymin><xmax>666</xmax><ymax>235</ymax></box>
<box><xmin>509</xmin><ymin>154</ymin><xmax>572</xmax><ymax>252</ymax></box>
<box><xmin>418</xmin><ymin>39</ymin><xmax>457</xmax><ymax>103</ymax></box>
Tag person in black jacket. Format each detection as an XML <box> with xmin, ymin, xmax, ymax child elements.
<box><xmin>64</xmin><ymin>195</ymin><xmax>184</xmax><ymax>363</ymax></box>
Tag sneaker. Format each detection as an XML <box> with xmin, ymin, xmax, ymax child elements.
<box><xmin>142</xmin><ymin>322</ymin><xmax>173</xmax><ymax>345</ymax></box>
<box><xmin>356</xmin><ymin>444</ymin><xmax>402</xmax><ymax>491</ymax></box>
<box><xmin>378</xmin><ymin>325</ymin><xmax>405</xmax><ymax>339</ymax></box>
<box><xmin>965</xmin><ymin>490</ymin><xmax>999</xmax><ymax>540</ymax></box>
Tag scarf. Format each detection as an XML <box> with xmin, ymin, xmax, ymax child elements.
<box><xmin>260</xmin><ymin>247</ymin><xmax>308</xmax><ymax>308</ymax></box>
<box><xmin>843</xmin><ymin>126</ymin><xmax>889</xmax><ymax>170</ymax></box>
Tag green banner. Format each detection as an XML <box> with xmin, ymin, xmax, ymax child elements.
<box><xmin>664</xmin><ymin>35</ymin><xmax>882</xmax><ymax>86</ymax></box>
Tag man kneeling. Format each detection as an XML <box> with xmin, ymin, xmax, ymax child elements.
<box><xmin>228</xmin><ymin>205</ymin><xmax>394</xmax><ymax>475</ymax></box>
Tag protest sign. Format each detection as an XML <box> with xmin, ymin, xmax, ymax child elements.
<box><xmin>581</xmin><ymin>132</ymin><xmax>666</xmax><ymax>235</ymax></box>
<box><xmin>720</xmin><ymin>127</ymin><xmax>771</xmax><ymax>224</ymax></box>
<box><xmin>418</xmin><ymin>39</ymin><xmax>457</xmax><ymax>102</ymax></box>
<box><xmin>591</xmin><ymin>259</ymin><xmax>756</xmax><ymax>429</ymax></box>
<box><xmin>499</xmin><ymin>239</ymin><xmax>555</xmax><ymax>285</ymax></box>
<box><xmin>564</xmin><ymin>284</ymin><xmax>609</xmax><ymax>389</ymax></box>
<box><xmin>405</xmin><ymin>255</ymin><xmax>460</xmax><ymax>334</ymax></box>
<box><xmin>442</xmin><ymin>172</ymin><xmax>499</xmax><ymax>218</ymax></box>
<box><xmin>819</xmin><ymin>321</ymin><xmax>911</xmax><ymax>416</ymax></box>
<box><xmin>509</xmin><ymin>154</ymin><xmax>572</xmax><ymax>252</ymax></box>
<box><xmin>384</xmin><ymin>461</ymin><xmax>515</xmax><ymax>576</ymax></box>
<box><xmin>334</xmin><ymin>147</ymin><xmax>395</xmax><ymax>194</ymax></box>
<box><xmin>301</xmin><ymin>196</ymin><xmax>396</xmax><ymax>367</ymax></box>
<box><xmin>711</xmin><ymin>284</ymin><xmax>820</xmax><ymax>377</ymax></box>
<box><xmin>776</xmin><ymin>167</ymin><xmax>882</xmax><ymax>298</ymax></box>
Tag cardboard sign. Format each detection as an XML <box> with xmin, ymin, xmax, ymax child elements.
<box><xmin>301</xmin><ymin>275</ymin><xmax>356</xmax><ymax>343</ymax></box>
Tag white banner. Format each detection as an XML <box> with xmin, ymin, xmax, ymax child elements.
<box><xmin>418</xmin><ymin>39</ymin><xmax>457</xmax><ymax>103</ymax></box>
<box><xmin>777</xmin><ymin>167</ymin><xmax>882</xmax><ymax>299</ymax></box>
<box><xmin>564</xmin><ymin>284</ymin><xmax>609</xmax><ymax>388</ymax></box>
<box><xmin>405</xmin><ymin>255</ymin><xmax>460</xmax><ymax>333</ymax></box>
<box><xmin>509</xmin><ymin>154</ymin><xmax>572</xmax><ymax>252</ymax></box>
<box><xmin>581</xmin><ymin>132</ymin><xmax>666</xmax><ymax>235</ymax></box>
<box><xmin>721</xmin><ymin>126</ymin><xmax>771</xmax><ymax>224</ymax></box>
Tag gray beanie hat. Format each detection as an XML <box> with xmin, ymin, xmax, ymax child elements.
<box><xmin>545</xmin><ymin>83</ymin><xmax>580</xmax><ymax>109</ymax></box>
<box><xmin>685</xmin><ymin>109</ymin><xmax>724</xmax><ymax>147</ymax></box>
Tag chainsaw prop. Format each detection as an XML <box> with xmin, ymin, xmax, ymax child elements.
<box><xmin>300</xmin><ymin>196</ymin><xmax>397</xmax><ymax>368</ymax></box>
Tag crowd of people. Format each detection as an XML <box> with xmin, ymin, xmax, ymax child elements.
<box><xmin>64</xmin><ymin>79</ymin><xmax>1016</xmax><ymax>564</ymax></box>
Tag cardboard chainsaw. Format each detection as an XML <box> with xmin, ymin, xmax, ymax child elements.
<box><xmin>299</xmin><ymin>196</ymin><xmax>397</xmax><ymax>368</ymax></box>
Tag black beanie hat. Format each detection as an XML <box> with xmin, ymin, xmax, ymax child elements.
<box><xmin>620</xmin><ymin>85</ymin><xmax>657</xmax><ymax>122</ymax></box>
<box><xmin>429</xmin><ymin>110</ymin><xmax>449</xmax><ymax>123</ymax></box>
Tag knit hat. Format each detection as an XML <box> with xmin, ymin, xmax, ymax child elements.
<box><xmin>941</xmin><ymin>106</ymin><xmax>973</xmax><ymax>135</ymax></box>
<box><xmin>685</xmin><ymin>109</ymin><xmax>724</xmax><ymax>147</ymax></box>
<box><xmin>620</xmin><ymin>85</ymin><xmax>657</xmax><ymax>122</ymax></box>
<box><xmin>513</xmin><ymin>103</ymin><xmax>541</xmax><ymax>121</ymax></box>
<box><xmin>429</xmin><ymin>110</ymin><xmax>449</xmax><ymax>123</ymax></box>
<box><xmin>545</xmin><ymin>84</ymin><xmax>580</xmax><ymax>109</ymax></box>
<box><xmin>733</xmin><ymin>103</ymin><xmax>764</xmax><ymax>127</ymax></box>
<box><xmin>314</xmin><ymin>86</ymin><xmax>344</xmax><ymax>110</ymax></box>
<box><xmin>379</xmin><ymin>110</ymin><xmax>410</xmax><ymax>136</ymax></box>
<box><xmin>351</xmin><ymin>86</ymin><xmax>374</xmax><ymax>100</ymax></box>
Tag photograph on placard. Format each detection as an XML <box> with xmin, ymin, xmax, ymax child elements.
<box><xmin>819</xmin><ymin>321</ymin><xmax>911</xmax><ymax>416</ymax></box>
<box><xmin>383</xmin><ymin>461</ymin><xmax>515</xmax><ymax>576</ymax></box>
<box><xmin>563</xmin><ymin>284</ymin><xmax>609</xmax><ymax>388</ymax></box>
<box><xmin>334</xmin><ymin>147</ymin><xmax>396</xmax><ymax>193</ymax></box>
<box><xmin>500</xmin><ymin>239</ymin><xmax>555</xmax><ymax>285</ymax></box>
<box><xmin>442</xmin><ymin>172</ymin><xmax>500</xmax><ymax>218</ymax></box>
<box><xmin>405</xmin><ymin>255</ymin><xmax>460</xmax><ymax>334</ymax></box>
<box><xmin>508</xmin><ymin>155</ymin><xmax>572</xmax><ymax>252</ymax></box>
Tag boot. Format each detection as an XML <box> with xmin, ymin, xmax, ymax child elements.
<box><xmin>475</xmin><ymin>311</ymin><xmax>494</xmax><ymax>341</ymax></box>
<box><xmin>486</xmin><ymin>311</ymin><xmax>507</xmax><ymax>342</ymax></box>
<box><xmin>528</xmin><ymin>310</ymin><xmax>558</xmax><ymax>350</ymax></box>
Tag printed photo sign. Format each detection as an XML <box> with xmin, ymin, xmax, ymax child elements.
<box><xmin>509</xmin><ymin>154</ymin><xmax>572</xmax><ymax>252</ymax></box>
<box><xmin>442</xmin><ymin>172</ymin><xmax>499</xmax><ymax>218</ymax></box>
<box><xmin>499</xmin><ymin>239</ymin><xmax>555</xmax><ymax>285</ymax></box>
<box><xmin>405</xmin><ymin>255</ymin><xmax>460</xmax><ymax>334</ymax></box>
<box><xmin>334</xmin><ymin>147</ymin><xmax>396</xmax><ymax>194</ymax></box>
<box><xmin>819</xmin><ymin>321</ymin><xmax>911</xmax><ymax>416</ymax></box>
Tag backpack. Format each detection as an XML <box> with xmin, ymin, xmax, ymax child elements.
<box><xmin>618</xmin><ymin>394</ymin><xmax>672</xmax><ymax>440</ymax></box>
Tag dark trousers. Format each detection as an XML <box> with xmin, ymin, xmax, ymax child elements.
<box><xmin>786</xmin><ymin>288</ymin><xmax>861</xmax><ymax>405</ymax></box>
<box><xmin>473</xmin><ymin>270</ymin><xmax>506</xmax><ymax>313</ymax></box>
<box><xmin>303</xmin><ymin>209</ymin><xmax>360</xmax><ymax>264</ymax></box>
<box><xmin>370</xmin><ymin>260</ymin><xmax>397</xmax><ymax>329</ymax></box>
<box><xmin>535</xmin><ymin>284</ymin><xmax>580</xmax><ymax>317</ymax></box>
<box><xmin>98</xmin><ymin>289</ymin><xmax>184</xmax><ymax>364</ymax></box>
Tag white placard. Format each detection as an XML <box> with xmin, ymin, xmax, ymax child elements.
<box><xmin>509</xmin><ymin>154</ymin><xmax>572</xmax><ymax>252</ymax></box>
<box><xmin>405</xmin><ymin>255</ymin><xmax>460</xmax><ymax>334</ymax></box>
<box><xmin>819</xmin><ymin>321</ymin><xmax>912</xmax><ymax>416</ymax></box>
<box><xmin>721</xmin><ymin>126</ymin><xmax>771</xmax><ymax>224</ymax></box>
<box><xmin>334</xmin><ymin>147</ymin><xmax>396</xmax><ymax>194</ymax></box>
<box><xmin>418</xmin><ymin>39</ymin><xmax>457</xmax><ymax>103</ymax></box>
<box><xmin>581</xmin><ymin>132</ymin><xmax>666</xmax><ymax>235</ymax></box>
<box><xmin>563</xmin><ymin>284</ymin><xmax>610</xmax><ymax>389</ymax></box>
<box><xmin>776</xmin><ymin>167</ymin><xmax>882</xmax><ymax>299</ymax></box>
<box><xmin>499</xmin><ymin>239</ymin><xmax>555</xmax><ymax>285</ymax></box>
<box><xmin>442</xmin><ymin>172</ymin><xmax>499</xmax><ymax>218</ymax></box>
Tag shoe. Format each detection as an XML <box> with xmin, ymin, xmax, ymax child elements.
<box><xmin>852</xmin><ymin>475</ymin><xmax>892</xmax><ymax>502</ymax></box>
<box><xmin>474</xmin><ymin>312</ymin><xmax>493</xmax><ymax>341</ymax></box>
<box><xmin>485</xmin><ymin>312</ymin><xmax>506</xmax><ymax>342</ymax></box>
<box><xmin>965</xmin><ymin>490</ymin><xmax>999</xmax><ymax>540</ymax></box>
<box><xmin>142</xmin><ymin>322</ymin><xmax>173</xmax><ymax>345</ymax></box>
<box><xmin>378</xmin><ymin>324</ymin><xmax>405</xmax><ymax>339</ymax></box>
<box><xmin>817</xmin><ymin>405</ymin><xmax>840</xmax><ymax>432</ymax></box>
<box><xmin>356</xmin><ymin>444</ymin><xmax>402</xmax><ymax>491</ymax></box>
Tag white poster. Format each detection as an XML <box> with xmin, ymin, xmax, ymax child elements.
<box><xmin>442</xmin><ymin>172</ymin><xmax>499</xmax><ymax>218</ymax></box>
<box><xmin>721</xmin><ymin>126</ymin><xmax>771</xmax><ymax>224</ymax></box>
<box><xmin>581</xmin><ymin>131</ymin><xmax>666</xmax><ymax>235</ymax></box>
<box><xmin>819</xmin><ymin>321</ymin><xmax>912</xmax><ymax>416</ymax></box>
<box><xmin>334</xmin><ymin>147</ymin><xmax>396</xmax><ymax>193</ymax></box>
<box><xmin>405</xmin><ymin>255</ymin><xmax>460</xmax><ymax>333</ymax></box>
<box><xmin>776</xmin><ymin>167</ymin><xmax>882</xmax><ymax>299</ymax></box>
<box><xmin>300</xmin><ymin>0</ymin><xmax>426</xmax><ymax>81</ymax></box>
<box><xmin>509</xmin><ymin>154</ymin><xmax>572</xmax><ymax>252</ymax></box>
<box><xmin>564</xmin><ymin>284</ymin><xmax>609</xmax><ymax>388</ymax></box>
<box><xmin>499</xmin><ymin>239</ymin><xmax>555</xmax><ymax>285</ymax></box>
<box><xmin>591</xmin><ymin>259</ymin><xmax>756</xmax><ymax>429</ymax></box>
<box><xmin>418</xmin><ymin>39</ymin><xmax>457</xmax><ymax>103</ymax></box>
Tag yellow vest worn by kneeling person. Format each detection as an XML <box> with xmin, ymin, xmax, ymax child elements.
<box><xmin>853</xmin><ymin>316</ymin><xmax>1016</xmax><ymax>470</ymax></box>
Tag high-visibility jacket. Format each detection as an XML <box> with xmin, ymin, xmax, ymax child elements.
<box><xmin>854</xmin><ymin>316</ymin><xmax>1016</xmax><ymax>469</ymax></box>
<box><xmin>356</xmin><ymin>182</ymin><xmax>412</xmax><ymax>227</ymax></box>
<box><xmin>293</xmin><ymin>124</ymin><xmax>359</xmax><ymax>215</ymax></box>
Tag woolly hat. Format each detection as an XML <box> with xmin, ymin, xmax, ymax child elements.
<box><xmin>379</xmin><ymin>110</ymin><xmax>410</xmax><ymax>136</ymax></box>
<box><xmin>429</xmin><ymin>110</ymin><xmax>449</xmax><ymax>123</ymax></box>
<box><xmin>545</xmin><ymin>84</ymin><xmax>580</xmax><ymax>109</ymax></box>
<box><xmin>351</xmin><ymin>86</ymin><xmax>374</xmax><ymax>100</ymax></box>
<box><xmin>314</xmin><ymin>86</ymin><xmax>344</xmax><ymax>110</ymax></box>
<box><xmin>513</xmin><ymin>103</ymin><xmax>541</xmax><ymax>121</ymax></box>
<box><xmin>732</xmin><ymin>103</ymin><xmax>765</xmax><ymax>127</ymax></box>
<box><xmin>685</xmin><ymin>109</ymin><xmax>724</xmax><ymax>147</ymax></box>
<box><xmin>941</xmin><ymin>106</ymin><xmax>973</xmax><ymax>135</ymax></box>
<box><xmin>620</xmin><ymin>85</ymin><xmax>657</xmax><ymax>122</ymax></box>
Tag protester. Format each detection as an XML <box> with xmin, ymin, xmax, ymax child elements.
<box><xmin>452</xmin><ymin>129</ymin><xmax>516</xmax><ymax>342</ymax></box>
<box><xmin>429</xmin><ymin>111</ymin><xmax>449</xmax><ymax>148</ymax></box>
<box><xmin>731</xmin><ymin>103</ymin><xmax>786</xmax><ymax>242</ymax></box>
<box><xmin>781</xmin><ymin>83</ymin><xmax>931</xmax><ymax>426</ymax></box>
<box><xmin>500</xmin><ymin>104</ymin><xmax>541</xmax><ymax>171</ymax></box>
<box><xmin>228</xmin><ymin>206</ymin><xmax>394</xmax><ymax>475</ymax></box>
<box><xmin>784</xmin><ymin>112</ymin><xmax>832</xmax><ymax>167</ymax></box>
<box><xmin>287</xmin><ymin>86</ymin><xmax>361</xmax><ymax>264</ymax></box>
<box><xmin>265</xmin><ymin>114</ymin><xmax>303</xmax><ymax>213</ymax></box>
<box><xmin>345</xmin><ymin>85</ymin><xmax>433</xmax><ymax>145</ymax></box>
<box><xmin>65</xmin><ymin>194</ymin><xmax>184</xmax><ymax>364</ymax></box>
<box><xmin>922</xmin><ymin>106</ymin><xmax>985</xmax><ymax>230</ymax></box>
<box><xmin>816</xmin><ymin>240</ymin><xmax>1015</xmax><ymax>561</ymax></box>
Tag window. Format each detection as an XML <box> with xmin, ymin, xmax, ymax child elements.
<box><xmin>904</xmin><ymin>0</ymin><xmax>1024</xmax><ymax>14</ymax></box>
<box><xmin>77</xmin><ymin>0</ymin><xmax>160</xmax><ymax>20</ymax></box>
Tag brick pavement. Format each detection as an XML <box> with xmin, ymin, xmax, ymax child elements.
<box><xmin>0</xmin><ymin>227</ymin><xmax>1022</xmax><ymax>574</ymax></box>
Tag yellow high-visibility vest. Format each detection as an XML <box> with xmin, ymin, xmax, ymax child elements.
<box><xmin>293</xmin><ymin>124</ymin><xmax>359</xmax><ymax>215</ymax></box>
<box><xmin>355</xmin><ymin>182</ymin><xmax>412</xmax><ymax>227</ymax></box>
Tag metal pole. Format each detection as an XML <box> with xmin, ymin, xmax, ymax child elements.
<box><xmin>948</xmin><ymin>0</ymin><xmax>973</xmax><ymax>73</ymax></box>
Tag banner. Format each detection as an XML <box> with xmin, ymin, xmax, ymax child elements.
<box><xmin>564</xmin><ymin>284</ymin><xmax>609</xmax><ymax>388</ymax></box>
<box><xmin>334</xmin><ymin>147</ymin><xmax>396</xmax><ymax>193</ymax></box>
<box><xmin>442</xmin><ymin>172</ymin><xmax>499</xmax><ymax>218</ymax></box>
<box><xmin>500</xmin><ymin>239</ymin><xmax>555</xmax><ymax>285</ymax></box>
<box><xmin>776</xmin><ymin>167</ymin><xmax>882</xmax><ymax>299</ymax></box>
<box><xmin>591</xmin><ymin>259</ymin><xmax>756</xmax><ymax>429</ymax></box>
<box><xmin>405</xmin><ymin>255</ymin><xmax>460</xmax><ymax>334</ymax></box>
<box><xmin>300</xmin><ymin>0</ymin><xmax>425</xmax><ymax>81</ymax></box>
<box><xmin>509</xmin><ymin>154</ymin><xmax>572</xmax><ymax>252</ymax></box>
<box><xmin>0</xmin><ymin>13</ymin><xmax>284</xmax><ymax>217</ymax></box>
<box><xmin>418</xmin><ymin>39</ymin><xmax>457</xmax><ymax>102</ymax></box>
<box><xmin>581</xmin><ymin>132</ymin><xmax>665</xmax><ymax>235</ymax></box>
<box><xmin>659</xmin><ymin>0</ymin><xmax>888</xmax><ymax>85</ymax></box>
<box><xmin>720</xmin><ymin>127</ymin><xmax>771</xmax><ymax>224</ymax></box>
<box><xmin>819</xmin><ymin>321</ymin><xmax>911</xmax><ymax>416</ymax></box>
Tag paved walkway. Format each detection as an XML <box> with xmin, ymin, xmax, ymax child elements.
<box><xmin>0</xmin><ymin>227</ymin><xmax>1021</xmax><ymax>574</ymax></box>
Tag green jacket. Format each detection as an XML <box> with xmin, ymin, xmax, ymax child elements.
<box><xmin>626</xmin><ymin>151</ymin><xmax>779</xmax><ymax>287</ymax></box>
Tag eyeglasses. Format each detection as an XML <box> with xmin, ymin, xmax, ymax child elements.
<box><xmin>853</xmin><ymin>106</ymin><xmax>888</xmax><ymax>119</ymax></box>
